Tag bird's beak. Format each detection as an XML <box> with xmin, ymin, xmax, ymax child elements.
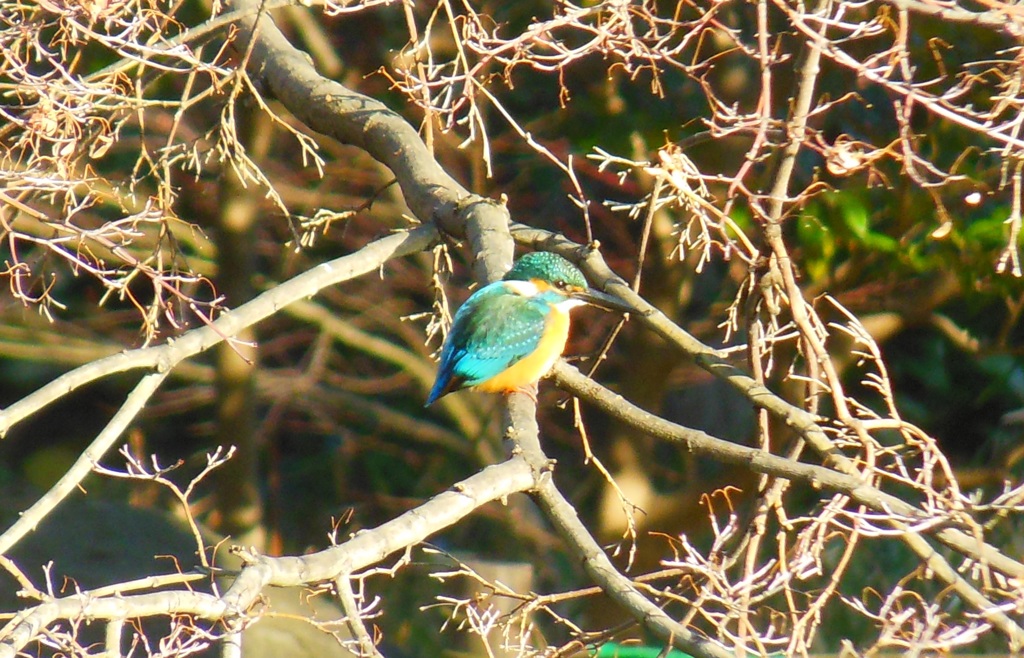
<box><xmin>571</xmin><ymin>287</ymin><xmax>634</xmax><ymax>314</ymax></box>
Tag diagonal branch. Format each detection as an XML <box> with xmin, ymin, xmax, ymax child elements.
<box><xmin>504</xmin><ymin>396</ymin><xmax>733</xmax><ymax>658</ymax></box>
<box><xmin>552</xmin><ymin>362</ymin><xmax>1024</xmax><ymax>580</ymax></box>
<box><xmin>0</xmin><ymin>458</ymin><xmax>534</xmax><ymax>657</ymax></box>
<box><xmin>0</xmin><ymin>227</ymin><xmax>437</xmax><ymax>438</ymax></box>
<box><xmin>0</xmin><ymin>372</ymin><xmax>169</xmax><ymax>556</ymax></box>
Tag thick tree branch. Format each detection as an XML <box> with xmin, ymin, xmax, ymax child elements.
<box><xmin>223</xmin><ymin>0</ymin><xmax>514</xmax><ymax>281</ymax></box>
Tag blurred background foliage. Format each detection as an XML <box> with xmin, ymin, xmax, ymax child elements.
<box><xmin>2</xmin><ymin>0</ymin><xmax>1024</xmax><ymax>654</ymax></box>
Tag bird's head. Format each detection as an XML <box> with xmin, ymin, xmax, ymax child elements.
<box><xmin>502</xmin><ymin>252</ymin><xmax>631</xmax><ymax>313</ymax></box>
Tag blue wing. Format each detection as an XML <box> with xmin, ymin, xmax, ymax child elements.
<box><xmin>426</xmin><ymin>282</ymin><xmax>546</xmax><ymax>405</ymax></box>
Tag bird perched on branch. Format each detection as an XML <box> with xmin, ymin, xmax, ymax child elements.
<box><xmin>426</xmin><ymin>251</ymin><xmax>630</xmax><ymax>405</ymax></box>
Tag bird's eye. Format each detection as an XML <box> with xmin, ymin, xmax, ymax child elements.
<box><xmin>553</xmin><ymin>280</ymin><xmax>570</xmax><ymax>291</ymax></box>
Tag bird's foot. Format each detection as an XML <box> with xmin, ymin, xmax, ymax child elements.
<box><xmin>507</xmin><ymin>382</ymin><xmax>539</xmax><ymax>404</ymax></box>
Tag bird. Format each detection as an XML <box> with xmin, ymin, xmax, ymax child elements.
<box><xmin>426</xmin><ymin>251</ymin><xmax>630</xmax><ymax>405</ymax></box>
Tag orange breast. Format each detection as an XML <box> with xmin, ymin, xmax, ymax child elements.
<box><xmin>474</xmin><ymin>307</ymin><xmax>571</xmax><ymax>393</ymax></box>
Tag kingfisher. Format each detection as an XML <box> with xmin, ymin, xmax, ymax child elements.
<box><xmin>426</xmin><ymin>251</ymin><xmax>630</xmax><ymax>405</ymax></box>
